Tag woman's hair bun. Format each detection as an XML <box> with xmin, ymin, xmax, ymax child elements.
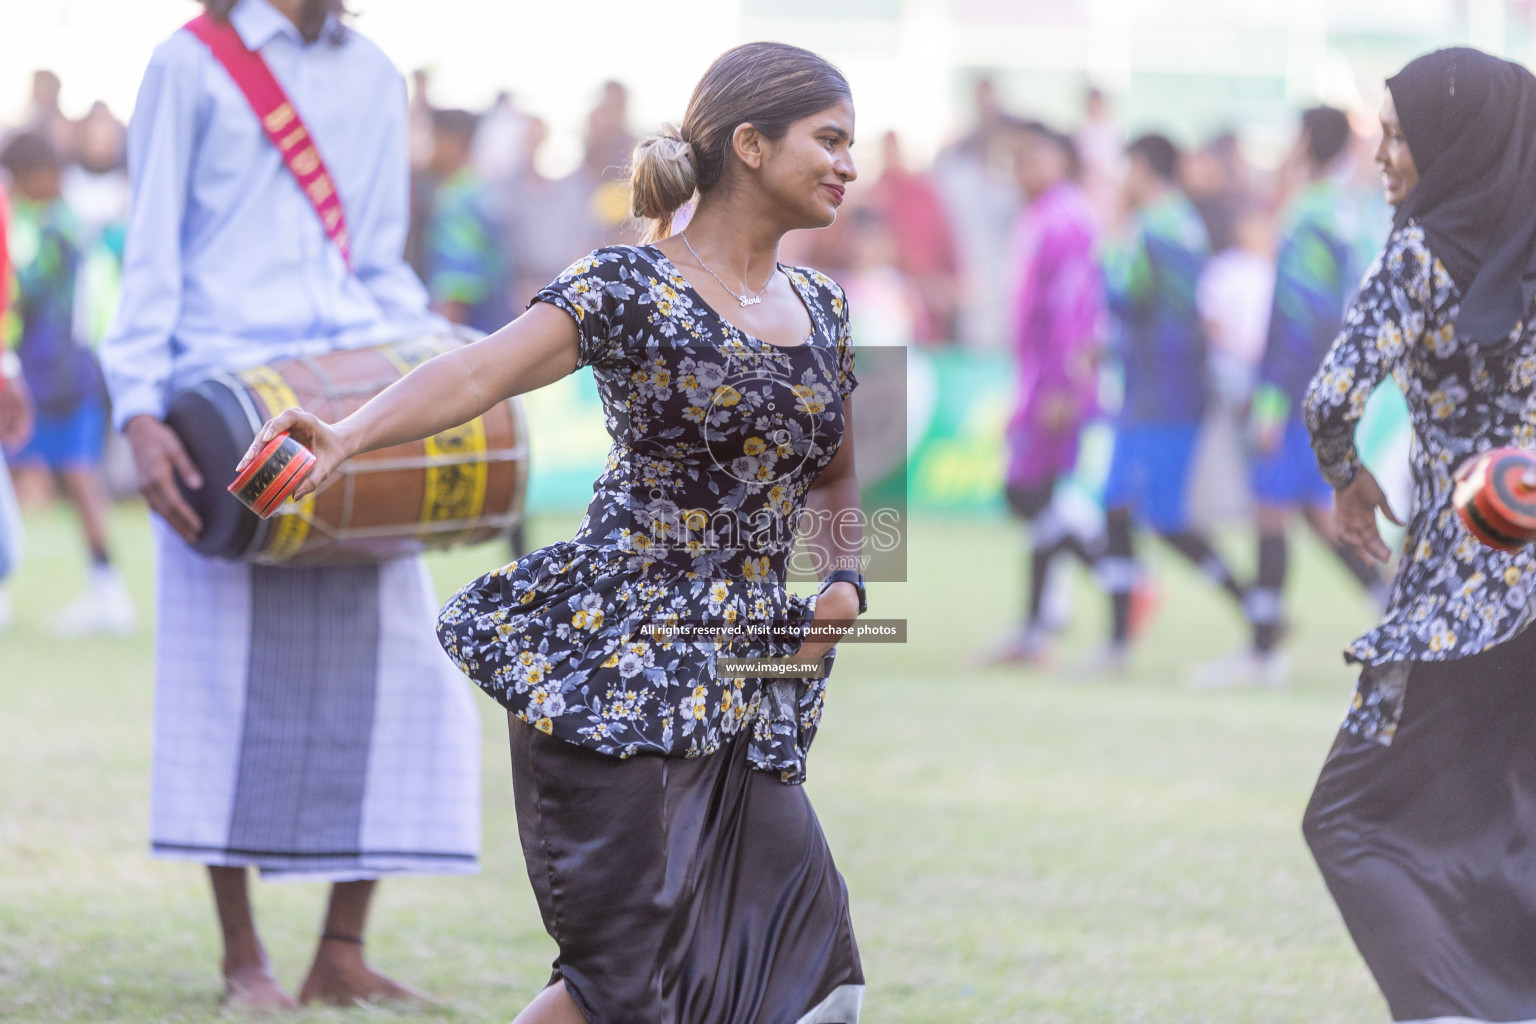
<box><xmin>630</xmin><ymin>124</ymin><xmax>697</xmax><ymax>240</ymax></box>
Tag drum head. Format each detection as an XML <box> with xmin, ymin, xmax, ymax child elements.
<box><xmin>164</xmin><ymin>380</ymin><xmax>261</xmax><ymax>559</ymax></box>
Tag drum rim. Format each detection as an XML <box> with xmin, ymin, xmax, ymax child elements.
<box><xmin>165</xmin><ymin>377</ymin><xmax>264</xmax><ymax>560</ymax></box>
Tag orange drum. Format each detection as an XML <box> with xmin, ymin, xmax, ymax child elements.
<box><xmin>1453</xmin><ymin>447</ymin><xmax>1536</xmax><ymax>551</ymax></box>
<box><xmin>165</xmin><ymin>332</ymin><xmax>528</xmax><ymax>565</ymax></box>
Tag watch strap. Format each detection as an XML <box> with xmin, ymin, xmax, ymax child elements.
<box><xmin>819</xmin><ymin>569</ymin><xmax>867</xmax><ymax>614</ymax></box>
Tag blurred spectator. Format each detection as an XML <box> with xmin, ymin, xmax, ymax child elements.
<box><xmin>404</xmin><ymin>67</ymin><xmax>439</xmax><ymax>279</ymax></box>
<box><xmin>1186</xmin><ymin>201</ymin><xmax>1273</xmax><ymax>590</ymax></box>
<box><xmin>934</xmin><ymin>76</ymin><xmax>1022</xmax><ymax>351</ymax></box>
<box><xmin>22</xmin><ymin>70</ymin><xmax>75</xmax><ymax>163</ymax></box>
<box><xmin>582</xmin><ymin>80</ymin><xmax>638</xmax><ymax>246</ymax></box>
<box><xmin>1090</xmin><ymin>133</ymin><xmax>1244</xmax><ymax>672</ymax></box>
<box><xmin>1197</xmin><ymin>202</ymin><xmax>1274</xmax><ymax>409</ymax></box>
<box><xmin>779</xmin><ymin>196</ymin><xmax>855</xmax><ymax>281</ymax></box>
<box><xmin>424</xmin><ymin>109</ymin><xmax>512</xmax><ymax>334</ymax></box>
<box><xmin>0</xmin><ymin>131</ymin><xmax>133</xmax><ymax>636</ymax></box>
<box><xmin>583</xmin><ymin>79</ymin><xmax>637</xmax><ymax>181</ymax></box>
<box><xmin>502</xmin><ymin>116</ymin><xmax>604</xmax><ymax>311</ymax></box>
<box><xmin>979</xmin><ymin>119</ymin><xmax>1104</xmax><ymax>666</ymax></box>
<box><xmin>1343</xmin><ymin>107</ymin><xmax>1395</xmax><ymax>272</ymax></box>
<box><xmin>59</xmin><ymin>101</ymin><xmax>137</xmax><ymax>503</ymax></box>
<box><xmin>1075</xmin><ymin>85</ymin><xmax>1124</xmax><ymax>230</ymax></box>
<box><xmin>1183</xmin><ymin>130</ymin><xmax>1251</xmax><ymax>253</ymax></box>
<box><xmin>471</xmin><ymin>89</ymin><xmax>530</xmax><ymax>187</ymax></box>
<box><xmin>63</xmin><ymin>102</ymin><xmax>132</xmax><ymax>352</ymax></box>
<box><xmin>61</xmin><ymin>102</ymin><xmax>129</xmax><ymax>247</ymax></box>
<box><xmin>869</xmin><ymin>131</ymin><xmax>959</xmax><ymax>343</ymax></box>
<box><xmin>408</xmin><ymin>66</ymin><xmax>436</xmax><ymax>171</ymax></box>
<box><xmin>841</xmin><ymin>206</ymin><xmax>919</xmax><ymax>346</ymax></box>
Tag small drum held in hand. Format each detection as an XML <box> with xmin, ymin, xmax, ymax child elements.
<box><xmin>165</xmin><ymin>331</ymin><xmax>528</xmax><ymax>566</ymax></box>
<box><xmin>227</xmin><ymin>432</ymin><xmax>316</xmax><ymax>518</ymax></box>
<box><xmin>1452</xmin><ymin>447</ymin><xmax>1536</xmax><ymax>551</ymax></box>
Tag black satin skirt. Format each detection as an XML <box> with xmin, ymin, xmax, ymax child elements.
<box><xmin>508</xmin><ymin>716</ymin><xmax>864</xmax><ymax>1024</ymax></box>
<box><xmin>1303</xmin><ymin>625</ymin><xmax>1536</xmax><ymax>1022</ymax></box>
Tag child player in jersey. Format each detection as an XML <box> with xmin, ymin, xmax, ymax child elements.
<box><xmin>1087</xmin><ymin>133</ymin><xmax>1247</xmax><ymax>673</ymax></box>
<box><xmin>1</xmin><ymin>132</ymin><xmax>133</xmax><ymax>635</ymax></box>
<box><xmin>1196</xmin><ymin>106</ymin><xmax>1390</xmax><ymax>688</ymax></box>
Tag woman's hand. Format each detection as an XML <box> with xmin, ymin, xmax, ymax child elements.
<box><xmin>793</xmin><ymin>582</ymin><xmax>861</xmax><ymax>663</ymax></box>
<box><xmin>236</xmin><ymin>408</ymin><xmax>354</xmax><ymax>503</ymax></box>
<box><xmin>1335</xmin><ymin>466</ymin><xmax>1403</xmax><ymax>564</ymax></box>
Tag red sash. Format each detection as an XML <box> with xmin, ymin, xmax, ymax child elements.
<box><xmin>185</xmin><ymin>14</ymin><xmax>352</xmax><ymax>267</ymax></box>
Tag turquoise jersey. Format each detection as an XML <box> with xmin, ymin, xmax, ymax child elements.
<box><xmin>1258</xmin><ymin>179</ymin><xmax>1360</xmax><ymax>409</ymax></box>
<box><xmin>1102</xmin><ymin>192</ymin><xmax>1210</xmax><ymax>423</ymax></box>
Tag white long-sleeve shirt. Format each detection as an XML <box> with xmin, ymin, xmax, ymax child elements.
<box><xmin>100</xmin><ymin>0</ymin><xmax>442</xmax><ymax>429</ymax></box>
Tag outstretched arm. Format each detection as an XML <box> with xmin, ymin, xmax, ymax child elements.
<box><xmin>240</xmin><ymin>302</ymin><xmax>580</xmax><ymax>499</ymax></box>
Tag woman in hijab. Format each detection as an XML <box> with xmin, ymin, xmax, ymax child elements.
<box><xmin>1301</xmin><ymin>47</ymin><xmax>1536</xmax><ymax>1023</ymax></box>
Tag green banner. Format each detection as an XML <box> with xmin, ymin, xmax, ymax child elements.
<box><xmin>520</xmin><ymin>347</ymin><xmax>1412</xmax><ymax>518</ymax></box>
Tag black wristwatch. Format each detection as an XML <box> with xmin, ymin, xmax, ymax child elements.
<box><xmin>819</xmin><ymin>569</ymin><xmax>867</xmax><ymax>614</ymax></box>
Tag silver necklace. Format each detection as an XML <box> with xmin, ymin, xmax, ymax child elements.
<box><xmin>681</xmin><ymin>232</ymin><xmax>775</xmax><ymax>307</ymax></box>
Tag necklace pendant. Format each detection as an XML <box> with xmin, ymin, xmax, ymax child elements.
<box><xmin>738</xmin><ymin>295</ymin><xmax>762</xmax><ymax>307</ymax></box>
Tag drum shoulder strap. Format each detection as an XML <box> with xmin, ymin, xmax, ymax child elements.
<box><xmin>184</xmin><ymin>13</ymin><xmax>353</xmax><ymax>269</ymax></box>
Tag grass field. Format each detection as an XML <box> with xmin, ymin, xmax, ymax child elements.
<box><xmin>0</xmin><ymin>502</ymin><xmax>1387</xmax><ymax>1023</ymax></box>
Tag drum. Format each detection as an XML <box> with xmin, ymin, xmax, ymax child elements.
<box><xmin>165</xmin><ymin>332</ymin><xmax>528</xmax><ymax>565</ymax></box>
<box><xmin>1453</xmin><ymin>447</ymin><xmax>1536</xmax><ymax>551</ymax></box>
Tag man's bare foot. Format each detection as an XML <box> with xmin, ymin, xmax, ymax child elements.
<box><xmin>298</xmin><ymin>939</ymin><xmax>430</xmax><ymax>1008</ymax></box>
<box><xmin>221</xmin><ymin>963</ymin><xmax>298</xmax><ymax>1015</ymax></box>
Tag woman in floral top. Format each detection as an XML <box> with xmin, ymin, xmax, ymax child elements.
<box><xmin>1301</xmin><ymin>48</ymin><xmax>1536</xmax><ymax>1024</ymax></box>
<box><xmin>246</xmin><ymin>42</ymin><xmax>866</xmax><ymax>1024</ymax></box>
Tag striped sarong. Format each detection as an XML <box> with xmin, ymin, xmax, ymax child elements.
<box><xmin>149</xmin><ymin>519</ymin><xmax>480</xmax><ymax>880</ymax></box>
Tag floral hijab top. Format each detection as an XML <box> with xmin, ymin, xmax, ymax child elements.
<box><xmin>1304</xmin><ymin>225</ymin><xmax>1536</xmax><ymax>743</ymax></box>
<box><xmin>437</xmin><ymin>245</ymin><xmax>858</xmax><ymax>783</ymax></box>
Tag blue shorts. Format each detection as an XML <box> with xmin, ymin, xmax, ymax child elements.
<box><xmin>1250</xmin><ymin>417</ymin><xmax>1332</xmax><ymax>507</ymax></box>
<box><xmin>10</xmin><ymin>397</ymin><xmax>107</xmax><ymax>471</ymax></box>
<box><xmin>1101</xmin><ymin>421</ymin><xmax>1200</xmax><ymax>533</ymax></box>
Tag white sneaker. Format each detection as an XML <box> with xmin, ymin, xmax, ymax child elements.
<box><xmin>1065</xmin><ymin>642</ymin><xmax>1131</xmax><ymax>679</ymax></box>
<box><xmin>1256</xmin><ymin>649</ymin><xmax>1290</xmax><ymax>687</ymax></box>
<box><xmin>48</xmin><ymin>566</ymin><xmax>136</xmax><ymax>637</ymax></box>
<box><xmin>970</xmin><ymin>627</ymin><xmax>1054</xmax><ymax>669</ymax></box>
<box><xmin>1189</xmin><ymin>649</ymin><xmax>1289</xmax><ymax>690</ymax></box>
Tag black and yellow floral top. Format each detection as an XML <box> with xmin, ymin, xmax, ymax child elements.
<box><xmin>1305</xmin><ymin>225</ymin><xmax>1536</xmax><ymax>742</ymax></box>
<box><xmin>437</xmin><ymin>245</ymin><xmax>858</xmax><ymax>783</ymax></box>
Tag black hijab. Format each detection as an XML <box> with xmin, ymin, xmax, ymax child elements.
<box><xmin>1388</xmin><ymin>47</ymin><xmax>1536</xmax><ymax>351</ymax></box>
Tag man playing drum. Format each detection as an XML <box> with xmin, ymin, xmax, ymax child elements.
<box><xmin>99</xmin><ymin>0</ymin><xmax>479</xmax><ymax>1009</ymax></box>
